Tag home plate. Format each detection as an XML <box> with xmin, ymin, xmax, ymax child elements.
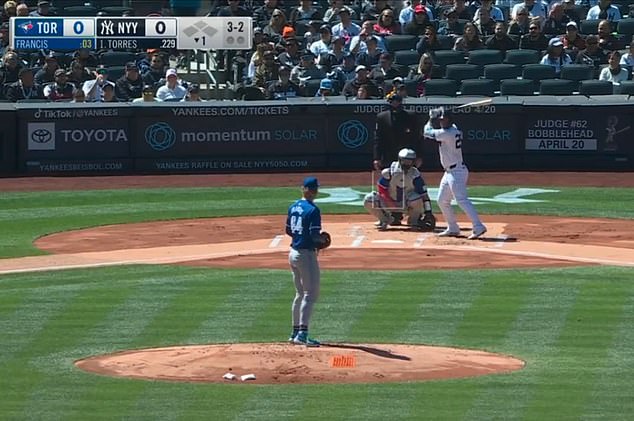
<box><xmin>371</xmin><ymin>239</ymin><xmax>404</xmax><ymax>244</ymax></box>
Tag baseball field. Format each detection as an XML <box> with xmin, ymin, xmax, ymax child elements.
<box><xmin>1</xmin><ymin>171</ymin><xmax>633</xmax><ymax>420</ymax></box>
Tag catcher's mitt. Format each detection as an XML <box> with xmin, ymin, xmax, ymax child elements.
<box><xmin>317</xmin><ymin>232</ymin><xmax>332</xmax><ymax>249</ymax></box>
<box><xmin>417</xmin><ymin>212</ymin><xmax>436</xmax><ymax>231</ymax></box>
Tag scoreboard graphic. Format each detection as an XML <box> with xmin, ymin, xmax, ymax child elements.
<box><xmin>10</xmin><ymin>16</ymin><xmax>252</xmax><ymax>51</ymax></box>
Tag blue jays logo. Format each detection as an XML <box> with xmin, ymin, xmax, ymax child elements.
<box><xmin>19</xmin><ymin>21</ymin><xmax>34</xmax><ymax>34</ymax></box>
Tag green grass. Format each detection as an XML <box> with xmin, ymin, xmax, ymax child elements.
<box><xmin>0</xmin><ymin>265</ymin><xmax>633</xmax><ymax>420</ymax></box>
<box><xmin>1</xmin><ymin>183</ymin><xmax>633</xmax><ymax>420</ymax></box>
<box><xmin>0</xmin><ymin>185</ymin><xmax>633</xmax><ymax>258</ymax></box>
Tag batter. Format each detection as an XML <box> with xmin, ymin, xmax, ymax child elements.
<box><xmin>423</xmin><ymin>108</ymin><xmax>487</xmax><ymax>240</ymax></box>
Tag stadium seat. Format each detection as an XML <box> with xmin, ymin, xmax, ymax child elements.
<box><xmin>618</xmin><ymin>80</ymin><xmax>634</xmax><ymax>94</ymax></box>
<box><xmin>432</xmin><ymin>50</ymin><xmax>466</xmax><ymax>67</ymax></box>
<box><xmin>404</xmin><ymin>79</ymin><xmax>418</xmax><ymax>97</ymax></box>
<box><xmin>394</xmin><ymin>50</ymin><xmax>421</xmax><ymax>66</ymax></box>
<box><xmin>467</xmin><ymin>49</ymin><xmax>504</xmax><ymax>67</ymax></box>
<box><xmin>445</xmin><ymin>63</ymin><xmax>481</xmax><ymax>81</ymax></box>
<box><xmin>579</xmin><ymin>80</ymin><xmax>614</xmax><ymax>95</ymax></box>
<box><xmin>100</xmin><ymin>51</ymin><xmax>137</xmax><ymax>67</ymax></box>
<box><xmin>300</xmin><ymin>79</ymin><xmax>322</xmax><ymax>97</ymax></box>
<box><xmin>63</xmin><ymin>5</ymin><xmax>98</xmax><ymax>16</ymax></box>
<box><xmin>522</xmin><ymin>64</ymin><xmax>557</xmax><ymax>81</ymax></box>
<box><xmin>484</xmin><ymin>63</ymin><xmax>522</xmax><ymax>83</ymax></box>
<box><xmin>99</xmin><ymin>6</ymin><xmax>135</xmax><ymax>16</ymax></box>
<box><xmin>437</xmin><ymin>35</ymin><xmax>456</xmax><ymax>49</ymax></box>
<box><xmin>384</xmin><ymin>35</ymin><xmax>419</xmax><ymax>53</ymax></box>
<box><xmin>539</xmin><ymin>79</ymin><xmax>576</xmax><ymax>95</ymax></box>
<box><xmin>239</xmin><ymin>86</ymin><xmax>266</xmax><ymax>100</ymax></box>
<box><xmin>579</xmin><ymin>19</ymin><xmax>601</xmax><ymax>35</ymax></box>
<box><xmin>500</xmin><ymin>78</ymin><xmax>535</xmax><ymax>96</ymax></box>
<box><xmin>459</xmin><ymin>78</ymin><xmax>496</xmax><ymax>96</ymax></box>
<box><xmin>504</xmin><ymin>49</ymin><xmax>540</xmax><ymax>66</ymax></box>
<box><xmin>617</xmin><ymin>18</ymin><xmax>634</xmax><ymax>37</ymax></box>
<box><xmin>560</xmin><ymin>64</ymin><xmax>595</xmax><ymax>90</ymax></box>
<box><xmin>423</xmin><ymin>79</ymin><xmax>458</xmax><ymax>96</ymax></box>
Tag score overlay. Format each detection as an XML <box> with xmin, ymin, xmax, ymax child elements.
<box><xmin>10</xmin><ymin>16</ymin><xmax>252</xmax><ymax>51</ymax></box>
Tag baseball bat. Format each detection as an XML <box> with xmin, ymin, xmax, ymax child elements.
<box><xmin>455</xmin><ymin>98</ymin><xmax>493</xmax><ymax>110</ymax></box>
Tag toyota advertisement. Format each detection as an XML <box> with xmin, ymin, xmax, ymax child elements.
<box><xmin>17</xmin><ymin>104</ymin><xmax>133</xmax><ymax>174</ymax></box>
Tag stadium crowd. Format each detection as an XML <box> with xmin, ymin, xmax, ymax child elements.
<box><xmin>1</xmin><ymin>0</ymin><xmax>634</xmax><ymax>102</ymax></box>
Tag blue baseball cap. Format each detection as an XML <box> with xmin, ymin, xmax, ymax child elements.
<box><xmin>303</xmin><ymin>176</ymin><xmax>320</xmax><ymax>190</ymax></box>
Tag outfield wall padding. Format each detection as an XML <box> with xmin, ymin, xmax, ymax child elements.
<box><xmin>5</xmin><ymin>96</ymin><xmax>634</xmax><ymax>175</ymax></box>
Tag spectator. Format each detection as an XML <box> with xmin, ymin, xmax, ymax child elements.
<box><xmin>543</xmin><ymin>2</ymin><xmax>570</xmax><ymax>36</ymax></box>
<box><xmin>355</xmin><ymin>83</ymin><xmax>371</xmax><ymax>99</ymax></box>
<box><xmin>473</xmin><ymin>6</ymin><xmax>496</xmax><ymax>37</ymax></box>
<box><xmin>400</xmin><ymin>0</ymin><xmax>434</xmax><ymax>26</ymax></box>
<box><xmin>404</xmin><ymin>5</ymin><xmax>431</xmax><ymax>36</ymax></box>
<box><xmin>350</xmin><ymin>21</ymin><xmax>387</xmax><ymax>54</ymax></box>
<box><xmin>218</xmin><ymin>0</ymin><xmax>250</xmax><ymax>18</ymax></box>
<box><xmin>43</xmin><ymin>69</ymin><xmax>76</xmax><ymax>101</ymax></box>
<box><xmin>170</xmin><ymin>0</ymin><xmax>201</xmax><ymax>16</ymax></box>
<box><xmin>620</xmin><ymin>40</ymin><xmax>634</xmax><ymax>71</ymax></box>
<box><xmin>562</xmin><ymin>0</ymin><xmax>581</xmax><ymax>24</ymax></box>
<box><xmin>0</xmin><ymin>51</ymin><xmax>23</xmax><ymax>85</ymax></box>
<box><xmin>115</xmin><ymin>62</ymin><xmax>143</xmax><ymax>101</ymax></box>
<box><xmin>323</xmin><ymin>0</ymin><xmax>356</xmax><ymax>24</ymax></box>
<box><xmin>67</xmin><ymin>60</ymin><xmax>92</xmax><ymax>87</ymax></box>
<box><xmin>331</xmin><ymin>8</ymin><xmax>361</xmax><ymax>45</ymax></box>
<box><xmin>454</xmin><ymin>22</ymin><xmax>483</xmax><ymax>52</ymax></box>
<box><xmin>540</xmin><ymin>37</ymin><xmax>572</xmax><ymax>75</ymax></box>
<box><xmin>133</xmin><ymin>85</ymin><xmax>161</xmax><ymax>102</ymax></box>
<box><xmin>289</xmin><ymin>0</ymin><xmax>322</xmax><ymax>25</ymax></box>
<box><xmin>586</xmin><ymin>0</ymin><xmax>620</xmax><ymax>22</ymax></box>
<box><xmin>575</xmin><ymin>34</ymin><xmax>608</xmax><ymax>77</ymax></box>
<box><xmin>71</xmin><ymin>88</ymin><xmax>86</xmax><ymax>103</ymax></box>
<box><xmin>374</xmin><ymin>9</ymin><xmax>401</xmax><ymax>35</ymax></box>
<box><xmin>452</xmin><ymin>0</ymin><xmax>473</xmax><ymax>20</ymax></box>
<box><xmin>342</xmin><ymin>65</ymin><xmax>381</xmax><ymax>97</ymax></box>
<box><xmin>369</xmin><ymin>52</ymin><xmax>401</xmax><ymax>85</ymax></box>
<box><xmin>254</xmin><ymin>0</ymin><xmax>279</xmax><ymax>27</ymax></box>
<box><xmin>0</xmin><ymin>24</ymin><xmax>8</xmax><ymax>58</ymax></box>
<box><xmin>255</xmin><ymin>50</ymin><xmax>280</xmax><ymax>89</ymax></box>
<box><xmin>561</xmin><ymin>21</ymin><xmax>586</xmax><ymax>60</ymax></box>
<box><xmin>486</xmin><ymin>21</ymin><xmax>517</xmax><ymax>52</ymax></box>
<box><xmin>416</xmin><ymin>25</ymin><xmax>442</xmax><ymax>54</ymax></box>
<box><xmin>597</xmin><ymin>19</ymin><xmax>619</xmax><ymax>51</ymax></box>
<box><xmin>30</xmin><ymin>0</ymin><xmax>53</xmax><ymax>17</ymax></box>
<box><xmin>315</xmin><ymin>78</ymin><xmax>334</xmax><ymax>98</ymax></box>
<box><xmin>267</xmin><ymin>65</ymin><xmax>301</xmax><ymax>99</ymax></box>
<box><xmin>356</xmin><ymin>35</ymin><xmax>383</xmax><ymax>68</ymax></box>
<box><xmin>600</xmin><ymin>50</ymin><xmax>628</xmax><ymax>93</ymax></box>
<box><xmin>310</xmin><ymin>25</ymin><xmax>333</xmax><ymax>56</ymax></box>
<box><xmin>5</xmin><ymin>68</ymin><xmax>44</xmax><ymax>102</ymax></box>
<box><xmin>291</xmin><ymin>51</ymin><xmax>326</xmax><ymax>83</ymax></box>
<box><xmin>16</xmin><ymin>3</ymin><xmax>29</xmax><ymax>16</ymax></box>
<box><xmin>3</xmin><ymin>1</ymin><xmax>17</xmax><ymax>23</ymax></box>
<box><xmin>520</xmin><ymin>20</ymin><xmax>549</xmax><ymax>50</ymax></box>
<box><xmin>156</xmin><ymin>68</ymin><xmax>187</xmax><ymax>101</ymax></box>
<box><xmin>263</xmin><ymin>9</ymin><xmax>289</xmax><ymax>44</ymax></box>
<box><xmin>83</xmin><ymin>65</ymin><xmax>115</xmax><ymax>102</ymax></box>
<box><xmin>508</xmin><ymin>6</ymin><xmax>530</xmax><ymax>36</ymax></box>
<box><xmin>74</xmin><ymin>48</ymin><xmax>99</xmax><ymax>69</ymax></box>
<box><xmin>409</xmin><ymin>52</ymin><xmax>434</xmax><ymax>97</ymax></box>
<box><xmin>303</xmin><ymin>20</ymin><xmax>323</xmax><ymax>46</ymax></box>
<box><xmin>512</xmin><ymin>0</ymin><xmax>547</xmax><ymax>22</ymax></box>
<box><xmin>474</xmin><ymin>0</ymin><xmax>504</xmax><ymax>23</ymax></box>
<box><xmin>248</xmin><ymin>42</ymin><xmax>274</xmax><ymax>80</ymax></box>
<box><xmin>278</xmin><ymin>38</ymin><xmax>301</xmax><ymax>69</ymax></box>
<box><xmin>34</xmin><ymin>53</ymin><xmax>59</xmax><ymax>86</ymax></box>
<box><xmin>363</xmin><ymin>0</ymin><xmax>392</xmax><ymax>22</ymax></box>
<box><xmin>438</xmin><ymin>8</ymin><xmax>463</xmax><ymax>36</ymax></box>
<box><xmin>319</xmin><ymin>36</ymin><xmax>346</xmax><ymax>71</ymax></box>
<box><xmin>102</xmin><ymin>83</ymin><xmax>120</xmax><ymax>102</ymax></box>
<box><xmin>142</xmin><ymin>53</ymin><xmax>167</xmax><ymax>90</ymax></box>
<box><xmin>332</xmin><ymin>53</ymin><xmax>357</xmax><ymax>85</ymax></box>
<box><xmin>182</xmin><ymin>84</ymin><xmax>205</xmax><ymax>102</ymax></box>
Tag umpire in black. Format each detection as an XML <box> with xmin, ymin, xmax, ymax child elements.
<box><xmin>373</xmin><ymin>91</ymin><xmax>423</xmax><ymax>171</ymax></box>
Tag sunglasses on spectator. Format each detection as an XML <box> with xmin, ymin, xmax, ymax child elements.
<box><xmin>529</xmin><ymin>26</ymin><xmax>538</xmax><ymax>30</ymax></box>
<box><xmin>518</xmin><ymin>12</ymin><xmax>527</xmax><ymax>15</ymax></box>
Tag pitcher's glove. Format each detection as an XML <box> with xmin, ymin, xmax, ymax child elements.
<box><xmin>317</xmin><ymin>232</ymin><xmax>332</xmax><ymax>249</ymax></box>
<box><xmin>420</xmin><ymin>212</ymin><xmax>436</xmax><ymax>231</ymax></box>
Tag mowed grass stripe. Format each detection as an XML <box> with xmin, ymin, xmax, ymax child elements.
<box><xmin>522</xmin><ymin>276</ymin><xmax>631</xmax><ymax>419</ymax></box>
<box><xmin>344</xmin><ymin>272</ymin><xmax>439</xmax><ymax>344</ymax></box>
<box><xmin>581</xmin><ymin>283</ymin><xmax>634</xmax><ymax>420</ymax></box>
<box><xmin>397</xmin><ymin>271</ymin><xmax>485</xmax><ymax>345</ymax></box>
<box><xmin>464</xmin><ymin>278</ymin><xmax>581</xmax><ymax>420</ymax></box>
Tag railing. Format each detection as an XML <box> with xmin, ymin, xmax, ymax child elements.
<box><xmin>188</xmin><ymin>48</ymin><xmax>218</xmax><ymax>100</ymax></box>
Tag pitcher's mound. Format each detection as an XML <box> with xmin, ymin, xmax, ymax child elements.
<box><xmin>75</xmin><ymin>343</ymin><xmax>524</xmax><ymax>384</ymax></box>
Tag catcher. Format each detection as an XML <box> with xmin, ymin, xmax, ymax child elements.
<box><xmin>363</xmin><ymin>148</ymin><xmax>436</xmax><ymax>231</ymax></box>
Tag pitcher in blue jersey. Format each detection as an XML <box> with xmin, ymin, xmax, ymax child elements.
<box><xmin>286</xmin><ymin>176</ymin><xmax>329</xmax><ymax>347</ymax></box>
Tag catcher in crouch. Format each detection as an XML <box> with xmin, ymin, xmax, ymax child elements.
<box><xmin>364</xmin><ymin>148</ymin><xmax>436</xmax><ymax>231</ymax></box>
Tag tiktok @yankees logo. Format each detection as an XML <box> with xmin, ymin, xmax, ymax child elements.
<box><xmin>316</xmin><ymin>188</ymin><xmax>559</xmax><ymax>206</ymax></box>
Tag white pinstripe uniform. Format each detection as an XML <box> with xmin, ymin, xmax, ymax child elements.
<box><xmin>423</xmin><ymin>120</ymin><xmax>487</xmax><ymax>239</ymax></box>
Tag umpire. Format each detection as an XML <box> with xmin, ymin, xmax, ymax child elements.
<box><xmin>373</xmin><ymin>92</ymin><xmax>423</xmax><ymax>171</ymax></box>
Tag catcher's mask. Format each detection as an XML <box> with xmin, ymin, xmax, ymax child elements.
<box><xmin>398</xmin><ymin>148</ymin><xmax>416</xmax><ymax>171</ymax></box>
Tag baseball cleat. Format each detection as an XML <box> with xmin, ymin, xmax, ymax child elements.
<box><xmin>437</xmin><ymin>228</ymin><xmax>460</xmax><ymax>237</ymax></box>
<box><xmin>468</xmin><ymin>226</ymin><xmax>487</xmax><ymax>240</ymax></box>
<box><xmin>375</xmin><ymin>221</ymin><xmax>388</xmax><ymax>231</ymax></box>
<box><xmin>293</xmin><ymin>331</ymin><xmax>320</xmax><ymax>347</ymax></box>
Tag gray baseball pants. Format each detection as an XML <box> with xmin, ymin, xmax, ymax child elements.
<box><xmin>289</xmin><ymin>248</ymin><xmax>320</xmax><ymax>328</ymax></box>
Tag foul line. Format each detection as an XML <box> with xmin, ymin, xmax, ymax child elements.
<box><xmin>351</xmin><ymin>236</ymin><xmax>365</xmax><ymax>247</ymax></box>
